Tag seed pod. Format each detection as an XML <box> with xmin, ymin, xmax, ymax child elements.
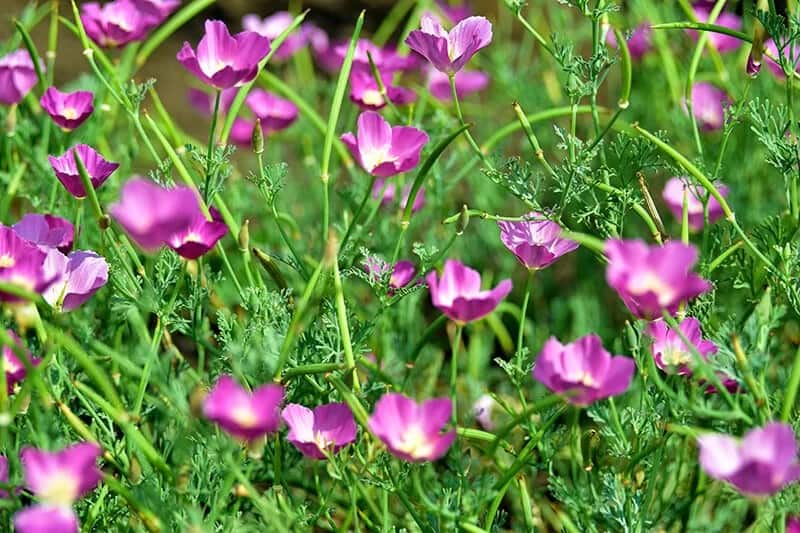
<box><xmin>238</xmin><ymin>219</ymin><xmax>250</xmax><ymax>251</ymax></box>
<box><xmin>252</xmin><ymin>118</ymin><xmax>264</xmax><ymax>155</ymax></box>
<box><xmin>456</xmin><ymin>204</ymin><xmax>470</xmax><ymax>235</ymax></box>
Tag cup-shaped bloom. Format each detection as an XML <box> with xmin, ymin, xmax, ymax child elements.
<box><xmin>203</xmin><ymin>375</ymin><xmax>284</xmax><ymax>441</ymax></box>
<box><xmin>13</xmin><ymin>505</ymin><xmax>79</xmax><ymax>533</ymax></box>
<box><xmin>606</xmin><ymin>24</ymin><xmax>652</xmax><ymax>60</ymax></box>
<box><xmin>0</xmin><ymin>50</ymin><xmax>41</xmax><ymax>106</ymax></box>
<box><xmin>662</xmin><ymin>177</ymin><xmax>729</xmax><ymax>231</ymax></box>
<box><xmin>21</xmin><ymin>442</ymin><xmax>102</xmax><ymax>506</ymax></box>
<box><xmin>341</xmin><ymin>111</ymin><xmax>428</xmax><ymax>177</ymax></box>
<box><xmin>436</xmin><ymin>0</ymin><xmax>471</xmax><ymax>23</ymax></box>
<box><xmin>687</xmin><ymin>6</ymin><xmax>742</xmax><ymax>53</ymax></box>
<box><xmin>405</xmin><ymin>13</ymin><xmax>492</xmax><ymax>74</ymax></box>
<box><xmin>647</xmin><ymin>317</ymin><xmax>717</xmax><ymax>376</ymax></box>
<box><xmin>43</xmin><ymin>250</ymin><xmax>108</xmax><ymax>312</ymax></box>
<box><xmin>427</xmin><ymin>68</ymin><xmax>488</xmax><ymax>101</ymax></box>
<box><xmin>177</xmin><ymin>20</ymin><xmax>271</xmax><ymax>90</ymax></box>
<box><xmin>764</xmin><ymin>39</ymin><xmax>800</xmax><ymax>80</ymax></box>
<box><xmin>13</xmin><ymin>214</ymin><xmax>74</xmax><ymax>254</ymax></box>
<box><xmin>533</xmin><ymin>334</ymin><xmax>635</xmax><ymax>406</ymax></box>
<box><xmin>281</xmin><ymin>402</ymin><xmax>357</xmax><ymax>459</ymax></box>
<box><xmin>390</xmin><ymin>260</ymin><xmax>416</xmax><ymax>291</ymax></box>
<box><xmin>604</xmin><ymin>239</ymin><xmax>711</xmax><ymax>319</ymax></box>
<box><xmin>110</xmin><ymin>178</ymin><xmax>202</xmax><ymax>252</ymax></box>
<box><xmin>368</xmin><ymin>393</ymin><xmax>455</xmax><ymax>462</ymax></box>
<box><xmin>48</xmin><ymin>144</ymin><xmax>119</xmax><ymax>199</ymax></box>
<box><xmin>698</xmin><ymin>422</ymin><xmax>800</xmax><ymax>496</ymax></box>
<box><xmin>166</xmin><ymin>208</ymin><xmax>228</xmax><ymax>259</ymax></box>
<box><xmin>498</xmin><ymin>213</ymin><xmax>579</xmax><ymax>270</ymax></box>
<box><xmin>246</xmin><ymin>89</ymin><xmax>299</xmax><ymax>132</ymax></box>
<box><xmin>426</xmin><ymin>259</ymin><xmax>512</xmax><ymax>324</ymax></box>
<box><xmin>132</xmin><ymin>0</ymin><xmax>180</xmax><ymax>25</ymax></box>
<box><xmin>0</xmin><ymin>226</ymin><xmax>52</xmax><ymax>302</ymax></box>
<box><xmin>349</xmin><ymin>66</ymin><xmax>416</xmax><ymax>111</ymax></box>
<box><xmin>685</xmin><ymin>82</ymin><xmax>729</xmax><ymax>132</ymax></box>
<box><xmin>40</xmin><ymin>88</ymin><xmax>94</xmax><ymax>131</ymax></box>
<box><xmin>81</xmin><ymin>0</ymin><xmax>149</xmax><ymax>48</ymax></box>
<box><xmin>242</xmin><ymin>12</ymin><xmax>307</xmax><ymax>61</ymax></box>
<box><xmin>3</xmin><ymin>331</ymin><xmax>40</xmax><ymax>394</ymax></box>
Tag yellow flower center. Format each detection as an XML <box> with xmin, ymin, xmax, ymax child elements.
<box><xmin>231</xmin><ymin>406</ymin><xmax>257</xmax><ymax>428</ymax></box>
<box><xmin>40</xmin><ymin>471</ymin><xmax>79</xmax><ymax>506</ymax></box>
<box><xmin>395</xmin><ymin>425</ymin><xmax>434</xmax><ymax>459</ymax></box>
<box><xmin>0</xmin><ymin>255</ymin><xmax>15</xmax><ymax>268</ymax></box>
<box><xmin>629</xmin><ymin>272</ymin><xmax>676</xmax><ymax>306</ymax></box>
<box><xmin>362</xmin><ymin>90</ymin><xmax>384</xmax><ymax>107</ymax></box>
<box><xmin>62</xmin><ymin>108</ymin><xmax>78</xmax><ymax>120</ymax></box>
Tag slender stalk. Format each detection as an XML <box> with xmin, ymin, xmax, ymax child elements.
<box><xmin>782</xmin><ymin>344</ymin><xmax>800</xmax><ymax>421</ymax></box>
<box><xmin>332</xmin><ymin>238</ymin><xmax>359</xmax><ymax>392</ymax></box>
<box><xmin>449</xmin><ymin>75</ymin><xmax>486</xmax><ymax>162</ymax></box>
<box><xmin>204</xmin><ymin>90</ymin><xmax>221</xmax><ymax>203</ymax></box>
<box><xmin>450</xmin><ymin>325</ymin><xmax>464</xmax><ymax>424</ymax></box>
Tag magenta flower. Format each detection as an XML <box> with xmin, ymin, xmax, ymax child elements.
<box><xmin>349</xmin><ymin>66</ymin><xmax>416</xmax><ymax>111</ymax></box>
<box><xmin>604</xmin><ymin>239</ymin><xmax>711</xmax><ymax>319</ymax></box>
<box><xmin>427</xmin><ymin>68</ymin><xmax>489</xmax><ymax>101</ymax></box>
<box><xmin>0</xmin><ymin>50</ymin><xmax>41</xmax><ymax>106</ymax></box>
<box><xmin>48</xmin><ymin>144</ymin><xmax>119</xmax><ymax>199</ymax></box>
<box><xmin>371</xmin><ymin>177</ymin><xmax>397</xmax><ymax>206</ymax></box>
<box><xmin>242</xmin><ymin>12</ymin><xmax>308</xmax><ymax>61</ymax></box>
<box><xmin>426</xmin><ymin>259</ymin><xmax>512</xmax><ymax>324</ymax></box>
<box><xmin>368</xmin><ymin>393</ymin><xmax>455</xmax><ymax>462</ymax></box>
<box><xmin>698</xmin><ymin>422</ymin><xmax>800</xmax><ymax>496</ymax></box>
<box><xmin>14</xmin><ymin>505</ymin><xmax>78</xmax><ymax>533</ymax></box>
<box><xmin>281</xmin><ymin>402</ymin><xmax>357</xmax><ymax>459</ymax></box>
<box><xmin>533</xmin><ymin>334</ymin><xmax>635</xmax><ymax>406</ymax></box>
<box><xmin>187</xmin><ymin>87</ymin><xmax>239</xmax><ymax>116</ymax></box>
<box><xmin>39</xmin><ymin>88</ymin><xmax>94</xmax><ymax>131</ymax></box>
<box><xmin>685</xmin><ymin>82</ymin><xmax>729</xmax><ymax>132</ymax></box>
<box><xmin>166</xmin><ymin>207</ymin><xmax>228</xmax><ymax>259</ymax></box>
<box><xmin>13</xmin><ymin>214</ymin><xmax>74</xmax><ymax>254</ymax></box>
<box><xmin>177</xmin><ymin>20</ymin><xmax>271</xmax><ymax>90</ymax></box>
<box><xmin>647</xmin><ymin>317</ymin><xmax>717</xmax><ymax>376</ymax></box>
<box><xmin>246</xmin><ymin>89</ymin><xmax>299</xmax><ymax>132</ymax></box>
<box><xmin>203</xmin><ymin>375</ymin><xmax>284</xmax><ymax>441</ymax></box>
<box><xmin>788</xmin><ymin>516</ymin><xmax>800</xmax><ymax>533</ymax></box>
<box><xmin>436</xmin><ymin>1</ymin><xmax>471</xmax><ymax>23</ymax></box>
<box><xmin>405</xmin><ymin>13</ymin><xmax>492</xmax><ymax>74</ymax></box>
<box><xmin>662</xmin><ymin>177</ymin><xmax>729</xmax><ymax>231</ymax></box>
<box><xmin>341</xmin><ymin>111</ymin><xmax>428</xmax><ymax>177</ymax></box>
<box><xmin>3</xmin><ymin>331</ymin><xmax>40</xmax><ymax>394</ymax></box>
<box><xmin>498</xmin><ymin>213</ymin><xmax>579</xmax><ymax>270</ymax></box>
<box><xmin>81</xmin><ymin>0</ymin><xmax>149</xmax><ymax>48</ymax></box>
<box><xmin>764</xmin><ymin>39</ymin><xmax>800</xmax><ymax>79</ymax></box>
<box><xmin>132</xmin><ymin>0</ymin><xmax>180</xmax><ymax>25</ymax></box>
<box><xmin>687</xmin><ymin>6</ymin><xmax>742</xmax><ymax>53</ymax></box>
<box><xmin>42</xmin><ymin>250</ymin><xmax>108</xmax><ymax>312</ymax></box>
<box><xmin>606</xmin><ymin>24</ymin><xmax>652</xmax><ymax>60</ymax></box>
<box><xmin>110</xmin><ymin>178</ymin><xmax>202</xmax><ymax>252</ymax></box>
<box><xmin>390</xmin><ymin>260</ymin><xmax>416</xmax><ymax>292</ymax></box>
<box><xmin>472</xmin><ymin>394</ymin><xmax>496</xmax><ymax>431</ymax></box>
<box><xmin>332</xmin><ymin>39</ymin><xmax>418</xmax><ymax>73</ymax></box>
<box><xmin>21</xmin><ymin>442</ymin><xmax>102</xmax><ymax>506</ymax></box>
<box><xmin>0</xmin><ymin>226</ymin><xmax>52</xmax><ymax>302</ymax></box>
<box><xmin>401</xmin><ymin>183</ymin><xmax>425</xmax><ymax>213</ymax></box>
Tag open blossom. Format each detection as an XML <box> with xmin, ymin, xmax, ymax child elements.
<box><xmin>178</xmin><ymin>20</ymin><xmax>271</xmax><ymax>89</ymax></box>
<box><xmin>132</xmin><ymin>0</ymin><xmax>180</xmax><ymax>25</ymax></box>
<box><xmin>498</xmin><ymin>213</ymin><xmax>578</xmax><ymax>270</ymax></box>
<box><xmin>246</xmin><ymin>89</ymin><xmax>299</xmax><ymax>132</ymax></box>
<box><xmin>242</xmin><ymin>12</ymin><xmax>317</xmax><ymax>61</ymax></box>
<box><xmin>333</xmin><ymin>39</ymin><xmax>418</xmax><ymax>73</ymax></box>
<box><xmin>427</xmin><ymin>259</ymin><xmax>512</xmax><ymax>324</ymax></box>
<box><xmin>203</xmin><ymin>375</ymin><xmax>284</xmax><ymax>441</ymax></box>
<box><xmin>166</xmin><ymin>207</ymin><xmax>228</xmax><ymax>259</ymax></box>
<box><xmin>341</xmin><ymin>111</ymin><xmax>428</xmax><ymax>177</ymax></box>
<box><xmin>48</xmin><ymin>144</ymin><xmax>119</xmax><ymax>199</ymax></box>
<box><xmin>687</xmin><ymin>6</ymin><xmax>742</xmax><ymax>53</ymax></box>
<box><xmin>764</xmin><ymin>39</ymin><xmax>800</xmax><ymax>80</ymax></box>
<box><xmin>698</xmin><ymin>422</ymin><xmax>800</xmax><ymax>496</ymax></box>
<box><xmin>604</xmin><ymin>239</ymin><xmax>711</xmax><ymax>319</ymax></box>
<box><xmin>685</xmin><ymin>82</ymin><xmax>729</xmax><ymax>132</ymax></box>
<box><xmin>81</xmin><ymin>0</ymin><xmax>149</xmax><ymax>48</ymax></box>
<box><xmin>43</xmin><ymin>250</ymin><xmax>108</xmax><ymax>312</ymax></box>
<box><xmin>40</xmin><ymin>88</ymin><xmax>94</xmax><ymax>131</ymax></box>
<box><xmin>368</xmin><ymin>393</ymin><xmax>455</xmax><ymax>462</ymax></box>
<box><xmin>3</xmin><ymin>331</ymin><xmax>41</xmax><ymax>393</ymax></box>
<box><xmin>533</xmin><ymin>334</ymin><xmax>635</xmax><ymax>406</ymax></box>
<box><xmin>390</xmin><ymin>260</ymin><xmax>416</xmax><ymax>291</ymax></box>
<box><xmin>662</xmin><ymin>177</ymin><xmax>729</xmax><ymax>231</ymax></box>
<box><xmin>0</xmin><ymin>225</ymin><xmax>53</xmax><ymax>302</ymax></box>
<box><xmin>14</xmin><ymin>505</ymin><xmax>79</xmax><ymax>533</ymax></box>
<box><xmin>13</xmin><ymin>214</ymin><xmax>74</xmax><ymax>254</ymax></box>
<box><xmin>647</xmin><ymin>317</ymin><xmax>717</xmax><ymax>375</ymax></box>
<box><xmin>0</xmin><ymin>49</ymin><xmax>41</xmax><ymax>106</ymax></box>
<box><xmin>405</xmin><ymin>13</ymin><xmax>492</xmax><ymax>74</ymax></box>
<box><xmin>110</xmin><ymin>178</ymin><xmax>201</xmax><ymax>252</ymax></box>
<box><xmin>427</xmin><ymin>68</ymin><xmax>489</xmax><ymax>101</ymax></box>
<box><xmin>349</xmin><ymin>66</ymin><xmax>416</xmax><ymax>111</ymax></box>
<box><xmin>21</xmin><ymin>442</ymin><xmax>102</xmax><ymax>506</ymax></box>
<box><xmin>281</xmin><ymin>403</ymin><xmax>357</xmax><ymax>459</ymax></box>
<box><xmin>606</xmin><ymin>23</ymin><xmax>652</xmax><ymax>60</ymax></box>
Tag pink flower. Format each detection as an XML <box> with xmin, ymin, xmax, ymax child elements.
<box><xmin>685</xmin><ymin>82</ymin><xmax>729</xmax><ymax>132</ymax></box>
<box><xmin>604</xmin><ymin>239</ymin><xmax>711</xmax><ymax>319</ymax></box>
<box><xmin>245</xmin><ymin>89</ymin><xmax>299</xmax><ymax>132</ymax></box>
<box><xmin>426</xmin><ymin>259</ymin><xmax>512</xmax><ymax>324</ymax></box>
<box><xmin>390</xmin><ymin>260</ymin><xmax>416</xmax><ymax>291</ymax></box>
<box><xmin>0</xmin><ymin>225</ymin><xmax>53</xmax><ymax>302</ymax></box>
<box><xmin>203</xmin><ymin>375</ymin><xmax>284</xmax><ymax>441</ymax></box>
<box><xmin>662</xmin><ymin>177</ymin><xmax>729</xmax><ymax>231</ymax></box>
<box><xmin>647</xmin><ymin>317</ymin><xmax>717</xmax><ymax>375</ymax></box>
<box><xmin>698</xmin><ymin>422</ymin><xmax>800</xmax><ymax>496</ymax></box>
<box><xmin>764</xmin><ymin>39</ymin><xmax>800</xmax><ymax>80</ymax></box>
<box><xmin>533</xmin><ymin>334</ymin><xmax>635</xmax><ymax>406</ymax></box>
<box><xmin>427</xmin><ymin>68</ymin><xmax>489</xmax><ymax>101</ymax></box>
<box><xmin>14</xmin><ymin>505</ymin><xmax>78</xmax><ymax>533</ymax></box>
<box><xmin>281</xmin><ymin>402</ymin><xmax>357</xmax><ymax>459</ymax></box>
<box><xmin>12</xmin><ymin>214</ymin><xmax>74</xmax><ymax>254</ymax></box>
<box><xmin>110</xmin><ymin>178</ymin><xmax>202</xmax><ymax>252</ymax></box>
<box><xmin>242</xmin><ymin>12</ymin><xmax>310</xmax><ymax>61</ymax></box>
<box><xmin>498</xmin><ymin>213</ymin><xmax>578</xmax><ymax>270</ymax></box>
<box><xmin>166</xmin><ymin>207</ymin><xmax>228</xmax><ymax>260</ymax></box>
<box><xmin>472</xmin><ymin>394</ymin><xmax>496</xmax><ymax>430</ymax></box>
<box><xmin>177</xmin><ymin>20</ymin><xmax>271</xmax><ymax>89</ymax></box>
<box><xmin>341</xmin><ymin>111</ymin><xmax>428</xmax><ymax>177</ymax></box>
<box><xmin>606</xmin><ymin>23</ymin><xmax>652</xmax><ymax>60</ymax></box>
<box><xmin>368</xmin><ymin>393</ymin><xmax>455</xmax><ymax>462</ymax></box>
<box><xmin>332</xmin><ymin>39</ymin><xmax>418</xmax><ymax>73</ymax></box>
<box><xmin>787</xmin><ymin>516</ymin><xmax>800</xmax><ymax>533</ymax></box>
<box><xmin>48</xmin><ymin>145</ymin><xmax>119</xmax><ymax>199</ymax></box>
<box><xmin>42</xmin><ymin>250</ymin><xmax>108</xmax><ymax>312</ymax></box>
<box><xmin>349</xmin><ymin>66</ymin><xmax>416</xmax><ymax>111</ymax></box>
<box><xmin>400</xmin><ymin>183</ymin><xmax>425</xmax><ymax>213</ymax></box>
<box><xmin>3</xmin><ymin>331</ymin><xmax>40</xmax><ymax>394</ymax></box>
<box><xmin>40</xmin><ymin>88</ymin><xmax>94</xmax><ymax>131</ymax></box>
<box><xmin>21</xmin><ymin>442</ymin><xmax>102</xmax><ymax>506</ymax></box>
<box><xmin>131</xmin><ymin>0</ymin><xmax>180</xmax><ymax>25</ymax></box>
<box><xmin>405</xmin><ymin>13</ymin><xmax>492</xmax><ymax>74</ymax></box>
<box><xmin>0</xmin><ymin>50</ymin><xmax>41</xmax><ymax>106</ymax></box>
<box><xmin>81</xmin><ymin>0</ymin><xmax>150</xmax><ymax>48</ymax></box>
<box><xmin>436</xmin><ymin>0</ymin><xmax>471</xmax><ymax>24</ymax></box>
<box><xmin>687</xmin><ymin>6</ymin><xmax>742</xmax><ymax>53</ymax></box>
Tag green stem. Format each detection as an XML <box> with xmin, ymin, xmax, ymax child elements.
<box><xmin>782</xmin><ymin>343</ymin><xmax>800</xmax><ymax>421</ymax></box>
<box><xmin>451</xmin><ymin>325</ymin><xmax>463</xmax><ymax>424</ymax></box>
<box><xmin>204</xmin><ymin>90</ymin><xmax>221</xmax><ymax>203</ymax></box>
<box><xmin>449</xmin><ymin>74</ymin><xmax>486</xmax><ymax>162</ymax></box>
<box><xmin>332</xmin><ymin>241</ymin><xmax>359</xmax><ymax>392</ymax></box>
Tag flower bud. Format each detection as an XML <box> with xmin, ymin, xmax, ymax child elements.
<box><xmin>252</xmin><ymin>118</ymin><xmax>264</xmax><ymax>155</ymax></box>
